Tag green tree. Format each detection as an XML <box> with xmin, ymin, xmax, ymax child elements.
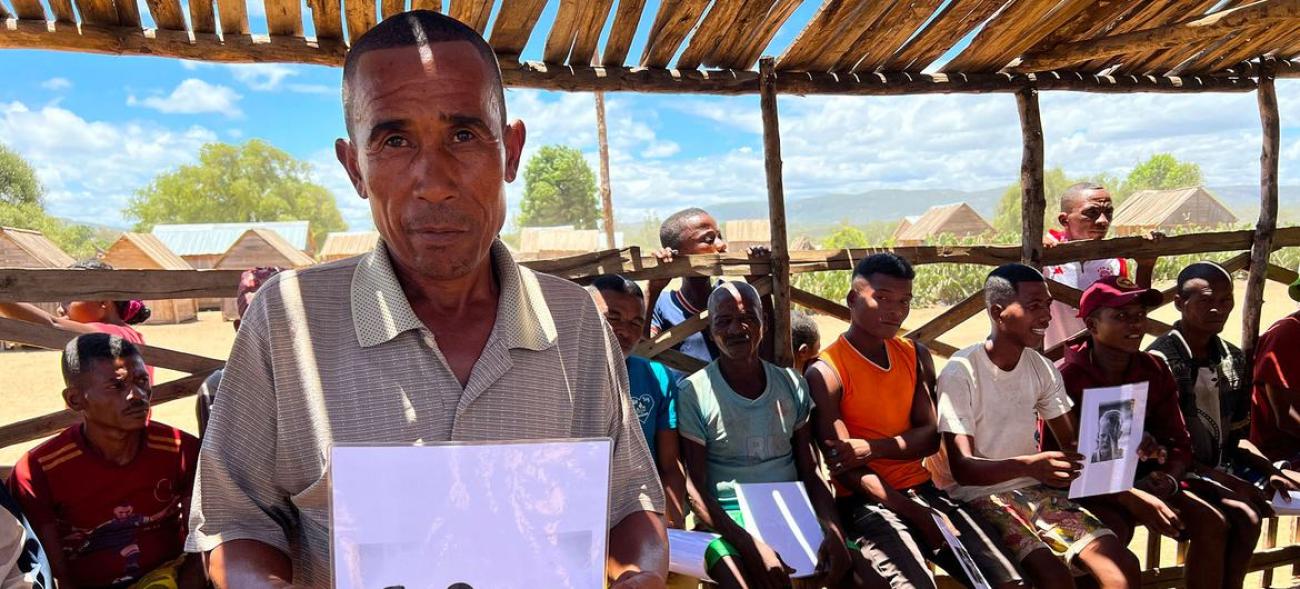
<box><xmin>126</xmin><ymin>140</ymin><xmax>346</xmax><ymax>246</ymax></box>
<box><xmin>1114</xmin><ymin>153</ymin><xmax>1203</xmax><ymax>205</ymax></box>
<box><xmin>0</xmin><ymin>143</ymin><xmax>43</xmax><ymax>207</ymax></box>
<box><xmin>992</xmin><ymin>167</ymin><xmax>1080</xmax><ymax>234</ymax></box>
<box><xmin>517</xmin><ymin>145</ymin><xmax>599</xmax><ymax>229</ymax></box>
<box><xmin>821</xmin><ymin>224</ymin><xmax>869</xmax><ymax>248</ymax></box>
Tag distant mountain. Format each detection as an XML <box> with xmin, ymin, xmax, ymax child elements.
<box><xmin>1205</xmin><ymin>185</ymin><xmax>1300</xmax><ymax>218</ymax></box>
<box><xmin>705</xmin><ymin>187</ymin><xmax>1006</xmax><ymax>229</ymax></box>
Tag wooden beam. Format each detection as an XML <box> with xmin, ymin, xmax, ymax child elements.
<box><xmin>633</xmin><ymin>278</ymin><xmax>774</xmax><ymax>359</ymax></box>
<box><xmin>487</xmin><ymin>0</ymin><xmax>546</xmax><ymax>55</ymax></box>
<box><xmin>1015</xmin><ymin>0</ymin><xmax>1300</xmax><ymax>73</ymax></box>
<box><xmin>542</xmin><ymin>0</ymin><xmax>580</xmax><ymax>63</ymax></box>
<box><xmin>653</xmin><ymin>348</ymin><xmax>707</xmax><ymax>374</ymax></box>
<box><xmin>790</xmin><ymin>287</ymin><xmax>850</xmax><ymax>322</ymax></box>
<box><xmin>1244</xmin><ymin>61</ymin><xmax>1280</xmax><ymax>365</ymax></box>
<box><xmin>776</xmin><ymin>0</ymin><xmax>866</xmax><ymax>71</ymax></box>
<box><xmin>216</xmin><ymin>0</ymin><xmax>249</xmax><ymax>35</ymax></box>
<box><xmin>1017</xmin><ymin>86</ymin><xmax>1045</xmax><ymax>266</ymax></box>
<box><xmin>264</xmin><ymin>0</ymin><xmax>304</xmax><ymax>37</ymax></box>
<box><xmin>0</xmin><ymin>317</ymin><xmax>226</xmax><ymax>374</ymax></box>
<box><xmin>7</xmin><ymin>0</ymin><xmax>46</xmax><ymax>21</ymax></box>
<box><xmin>675</xmin><ymin>0</ymin><xmax>747</xmax><ymax>71</ymax></box>
<box><xmin>595</xmin><ymin>91</ymin><xmax>616</xmax><ymax>250</ymax></box>
<box><xmin>0</xmin><ymin>267</ymin><xmax>246</xmax><ymax>302</ymax></box>
<box><xmin>848</xmin><ymin>0</ymin><xmax>944</xmax><ymax>73</ymax></box>
<box><xmin>46</xmin><ymin>0</ymin><xmax>76</xmax><ymax>24</ymax></box>
<box><xmin>600</xmin><ymin>0</ymin><xmax>646</xmax><ymax>66</ymax></box>
<box><xmin>569</xmin><ymin>0</ymin><xmax>614</xmax><ymax>67</ymax></box>
<box><xmin>1267</xmin><ymin>262</ymin><xmax>1298</xmax><ymax>285</ymax></box>
<box><xmin>74</xmin><ymin>0</ymin><xmax>117</xmax><ymax>26</ymax></box>
<box><xmin>726</xmin><ymin>0</ymin><xmax>802</xmax><ymax>70</ymax></box>
<box><xmin>0</xmin><ymin>371</ymin><xmax>214</xmax><ymax>449</ymax></box>
<box><xmin>144</xmin><ymin>0</ymin><xmax>187</xmax><ymax>30</ymax></box>
<box><xmin>306</xmin><ymin>0</ymin><xmax>344</xmax><ymax>41</ymax></box>
<box><xmin>761</xmin><ymin>57</ymin><xmax>795</xmax><ymax>369</ymax></box>
<box><xmin>343</xmin><ymin>0</ymin><xmax>376</xmax><ymax>44</ymax></box>
<box><xmin>944</xmin><ymin>0</ymin><xmax>1094</xmax><ymax>74</ymax></box>
<box><xmin>189</xmin><ymin>0</ymin><xmax>216</xmax><ymax>34</ymax></box>
<box><xmin>448</xmin><ymin>0</ymin><xmax>492</xmax><ymax>34</ymax></box>
<box><xmin>884</xmin><ymin>0</ymin><xmax>1004</xmax><ymax>72</ymax></box>
<box><xmin>906</xmin><ymin>288</ymin><xmax>986</xmax><ymax>344</ymax></box>
<box><xmin>639</xmin><ymin>0</ymin><xmax>711</xmax><ymax>68</ymax></box>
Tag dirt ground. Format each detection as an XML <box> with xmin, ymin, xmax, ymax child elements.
<box><xmin>2</xmin><ymin>279</ymin><xmax>1298</xmax><ymax>585</ymax></box>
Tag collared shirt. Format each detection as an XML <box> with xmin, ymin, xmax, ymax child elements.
<box><xmin>185</xmin><ymin>240</ymin><xmax>664</xmax><ymax>585</ymax></box>
<box><xmin>1251</xmin><ymin>312</ymin><xmax>1300</xmax><ymax>461</ymax></box>
<box><xmin>1042</xmin><ymin>229</ymin><xmax>1129</xmax><ymax>349</ymax></box>
<box><xmin>650</xmin><ymin>288</ymin><xmax>719</xmax><ymax>372</ymax></box>
<box><xmin>1147</xmin><ymin>324</ymin><xmax>1249</xmax><ymax>472</ymax></box>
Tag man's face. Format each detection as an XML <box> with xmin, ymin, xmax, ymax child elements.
<box><xmin>113</xmin><ymin>505</ymin><xmax>134</xmax><ymax>520</ymax></box>
<box><xmin>599</xmin><ymin>290</ymin><xmax>645</xmax><ymax>356</ymax></box>
<box><xmin>1177</xmin><ymin>276</ymin><xmax>1234</xmax><ymax>336</ymax></box>
<box><xmin>1059</xmin><ymin>189</ymin><xmax>1114</xmax><ymax>241</ymax></box>
<box><xmin>710</xmin><ymin>288</ymin><xmax>763</xmax><ymax>361</ymax></box>
<box><xmin>995</xmin><ymin>281</ymin><xmax>1053</xmax><ymax>348</ymax></box>
<box><xmin>336</xmin><ymin>42</ymin><xmax>525</xmax><ymax>281</ymax></box>
<box><xmin>1089</xmin><ymin>302</ymin><xmax>1148</xmax><ymax>352</ymax></box>
<box><xmin>67</xmin><ymin>355</ymin><xmax>152</xmax><ymax>433</ymax></box>
<box><xmin>848</xmin><ymin>273</ymin><xmax>913</xmax><ymax>340</ymax></box>
<box><xmin>676</xmin><ymin>214</ymin><xmax>727</xmax><ymax>255</ymax></box>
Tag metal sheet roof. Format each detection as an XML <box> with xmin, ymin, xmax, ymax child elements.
<box><xmin>151</xmin><ymin>221</ymin><xmax>310</xmax><ymax>256</ymax></box>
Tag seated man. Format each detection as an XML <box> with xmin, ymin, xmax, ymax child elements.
<box><xmin>929</xmin><ymin>264</ymin><xmax>1139</xmax><ymax>589</ymax></box>
<box><xmin>588</xmin><ymin>274</ymin><xmax>687</xmax><ymax>529</ymax></box>
<box><xmin>808</xmin><ymin>253</ymin><xmax>1024</xmax><ymax>589</ymax></box>
<box><xmin>1043</xmin><ymin>183</ymin><xmax>1157</xmax><ymax>349</ymax></box>
<box><xmin>677</xmin><ymin>282</ymin><xmax>854</xmax><ymax>587</ymax></box>
<box><xmin>1251</xmin><ymin>272</ymin><xmax>1300</xmax><ymax>465</ymax></box>
<box><xmin>8</xmin><ymin>333</ymin><xmax>203</xmax><ymax>589</ymax></box>
<box><xmin>1058</xmin><ymin>275</ymin><xmax>1248</xmax><ymax>589</ymax></box>
<box><xmin>791</xmin><ymin>310</ymin><xmax>821</xmax><ymax>374</ymax></box>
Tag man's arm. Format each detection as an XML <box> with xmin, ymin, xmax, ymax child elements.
<box><xmin>1262</xmin><ymin>382</ymin><xmax>1300</xmax><ymax>440</ymax></box>
<box><xmin>791</xmin><ymin>424</ymin><xmax>850</xmax><ymax>582</ymax></box>
<box><xmin>943</xmin><ymin>420</ymin><xmax>1082</xmax><ymax>490</ymax></box>
<box><xmin>206</xmin><ymin>540</ymin><xmax>294</xmax><ymax>589</ymax></box>
<box><xmin>607</xmin><ymin>511</ymin><xmax>668</xmax><ymax>588</ymax></box>
<box><xmin>653</xmin><ymin>430</ymin><xmax>686</xmax><ymax>529</ymax></box>
<box><xmin>0</xmin><ymin>302</ymin><xmax>102</xmax><ymax>334</ymax></box>
<box><xmin>681</xmin><ymin>438</ymin><xmax>747</xmax><ymax>544</ymax></box>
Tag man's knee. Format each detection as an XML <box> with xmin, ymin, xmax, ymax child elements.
<box><xmin>1076</xmin><ymin>535</ymin><xmax>1140</xmax><ymax>583</ymax></box>
<box><xmin>1020</xmin><ymin>548</ymin><xmax>1074</xmax><ymax>589</ymax></box>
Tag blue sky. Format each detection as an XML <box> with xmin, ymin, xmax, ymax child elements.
<box><xmin>2</xmin><ymin>0</ymin><xmax>1298</xmax><ymax>232</ymax></box>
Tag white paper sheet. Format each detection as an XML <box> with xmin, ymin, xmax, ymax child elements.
<box><xmin>1271</xmin><ymin>490</ymin><xmax>1300</xmax><ymax>515</ymax></box>
<box><xmin>931</xmin><ymin>513</ymin><xmax>992</xmax><ymax>589</ymax></box>
<box><xmin>329</xmin><ymin>439</ymin><xmax>612</xmax><ymax>589</ymax></box>
<box><xmin>1070</xmin><ymin>382</ymin><xmax>1149</xmax><ymax>499</ymax></box>
<box><xmin>667</xmin><ymin>529</ymin><xmax>720</xmax><ymax>581</ymax></box>
<box><xmin>734</xmin><ymin>482</ymin><xmax>824</xmax><ymax>579</ymax></box>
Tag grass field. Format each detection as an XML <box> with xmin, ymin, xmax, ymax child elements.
<box><xmin>2</xmin><ymin>279</ymin><xmax>1298</xmax><ymax>586</ymax></box>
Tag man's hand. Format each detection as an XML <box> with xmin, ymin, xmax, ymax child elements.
<box><xmin>1122</xmin><ymin>488</ymin><xmax>1184</xmax><ymax>538</ymax></box>
<box><xmin>1267</xmin><ymin>468</ymin><xmax>1300</xmax><ymax>500</ymax></box>
<box><xmin>647</xmin><ymin>248</ymin><xmax>677</xmax><ymax>292</ymax></box>
<box><xmin>747</xmin><ymin>245</ymin><xmax>771</xmax><ymax>259</ymax></box>
<box><xmin>1203</xmin><ymin>469</ymin><xmax>1274</xmax><ymax>517</ymax></box>
<box><xmin>816</xmin><ymin>527</ymin><xmax>852</xmax><ymax>584</ymax></box>
<box><xmin>1020</xmin><ymin>451</ymin><xmax>1084</xmax><ymax>487</ymax></box>
<box><xmin>610</xmin><ymin>571</ymin><xmax>666</xmax><ymax>589</ymax></box>
<box><xmin>1138</xmin><ymin>433</ymin><xmax>1168</xmax><ymax>463</ymax></box>
<box><xmin>737</xmin><ymin>537</ymin><xmax>794</xmax><ymax>589</ymax></box>
<box><xmin>824</xmin><ymin>438</ymin><xmax>872</xmax><ymax>474</ymax></box>
<box><xmin>1134</xmin><ymin>231</ymin><xmax>1165</xmax><ymax>269</ymax></box>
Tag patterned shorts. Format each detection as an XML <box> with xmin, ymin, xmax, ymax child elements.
<box><xmin>966</xmin><ymin>486</ymin><xmax>1114</xmax><ymax>566</ymax></box>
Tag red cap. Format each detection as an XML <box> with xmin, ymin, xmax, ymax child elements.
<box><xmin>1076</xmin><ymin>275</ymin><xmax>1162</xmax><ymax>319</ymax></box>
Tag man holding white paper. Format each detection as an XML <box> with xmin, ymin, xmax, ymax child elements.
<box><xmin>185</xmin><ymin>11</ymin><xmax>666</xmax><ymax>588</ymax></box>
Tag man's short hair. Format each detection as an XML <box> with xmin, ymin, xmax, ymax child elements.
<box><xmin>659</xmin><ymin>207</ymin><xmax>710</xmax><ymax>250</ymax></box>
<box><xmin>341</xmin><ymin>10</ymin><xmax>505</xmax><ymax>137</ymax></box>
<box><xmin>707</xmin><ymin>281</ymin><xmax>763</xmax><ymax>319</ymax></box>
<box><xmin>1059</xmin><ymin>182</ymin><xmax>1106</xmax><ymax>213</ymax></box>
<box><xmin>853</xmin><ymin>252</ymin><xmax>915</xmax><ymax>283</ymax></box>
<box><xmin>791</xmin><ymin>311</ymin><xmax>819</xmax><ymax>350</ymax></box>
<box><xmin>589</xmin><ymin>274</ymin><xmax>644</xmax><ymax>300</ymax></box>
<box><xmin>985</xmin><ymin>263</ymin><xmax>1047</xmax><ymax>310</ymax></box>
<box><xmin>62</xmin><ymin>332</ymin><xmax>140</xmax><ymax>388</ymax></box>
<box><xmin>1176</xmin><ymin>261</ymin><xmax>1233</xmax><ymax>296</ymax></box>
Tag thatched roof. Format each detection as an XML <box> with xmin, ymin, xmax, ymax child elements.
<box><xmin>152</xmin><ymin>221</ymin><xmax>311</xmax><ymax>256</ymax></box>
<box><xmin>215</xmin><ymin>228</ymin><xmax>316</xmax><ymax>269</ymax></box>
<box><xmin>103</xmin><ymin>233</ymin><xmax>193</xmax><ymax>270</ymax></box>
<box><xmin>790</xmin><ymin>235</ymin><xmax>816</xmax><ymax>251</ymax></box>
<box><xmin>895</xmin><ymin>203</ymin><xmax>994</xmax><ymax>243</ymax></box>
<box><xmin>0</xmin><ymin>226</ymin><xmax>76</xmax><ymax>268</ymax></box>
<box><xmin>319</xmin><ymin>231</ymin><xmax>380</xmax><ymax>261</ymax></box>
<box><xmin>891</xmin><ymin>216</ymin><xmax>919</xmax><ymax>241</ymax></box>
<box><xmin>1113</xmin><ymin>186</ymin><xmax>1239</xmax><ymax>230</ymax></box>
<box><xmin>1</xmin><ymin>1</ymin><xmax>1295</xmax><ymax>95</ymax></box>
<box><xmin>518</xmin><ymin>226</ymin><xmax>621</xmax><ymax>253</ymax></box>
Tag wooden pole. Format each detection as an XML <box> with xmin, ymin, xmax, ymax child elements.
<box><xmin>759</xmin><ymin>56</ymin><xmax>794</xmax><ymax>368</ymax></box>
<box><xmin>594</xmin><ymin>90</ymin><xmax>617</xmax><ymax>249</ymax></box>
<box><xmin>1016</xmin><ymin>86</ymin><xmax>1046</xmax><ymax>266</ymax></box>
<box><xmin>1244</xmin><ymin>59</ymin><xmax>1280</xmax><ymax>364</ymax></box>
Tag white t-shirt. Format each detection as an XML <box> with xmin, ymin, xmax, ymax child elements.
<box><xmin>928</xmin><ymin>343</ymin><xmax>1074</xmax><ymax>501</ymax></box>
<box><xmin>1044</xmin><ymin>257</ymin><xmax>1127</xmax><ymax>348</ymax></box>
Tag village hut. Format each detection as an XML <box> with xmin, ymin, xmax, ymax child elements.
<box><xmin>790</xmin><ymin>235</ymin><xmax>816</xmax><ymax>251</ymax></box>
<box><xmin>893</xmin><ymin>203</ymin><xmax>994</xmax><ymax>246</ymax></box>
<box><xmin>319</xmin><ymin>231</ymin><xmax>381</xmax><ymax>262</ymax></box>
<box><xmin>518</xmin><ymin>226</ymin><xmax>622</xmax><ymax>260</ymax></box>
<box><xmin>723</xmin><ymin>219</ymin><xmax>771</xmax><ymax>250</ymax></box>
<box><xmin>891</xmin><ymin>216</ymin><xmax>919</xmax><ymax>241</ymax></box>
<box><xmin>153</xmin><ymin>221</ymin><xmax>312</xmax><ymax>309</ymax></box>
<box><xmin>214</xmin><ymin>229</ymin><xmax>316</xmax><ymax>320</ymax></box>
<box><xmin>101</xmin><ymin>233</ymin><xmax>197</xmax><ymax>324</ymax></box>
<box><xmin>1111</xmin><ymin>187</ymin><xmax>1239</xmax><ymax>236</ymax></box>
<box><xmin>0</xmin><ymin>227</ymin><xmax>75</xmax><ymax>332</ymax></box>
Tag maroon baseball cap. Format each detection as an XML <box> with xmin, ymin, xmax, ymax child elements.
<box><xmin>1076</xmin><ymin>275</ymin><xmax>1162</xmax><ymax>319</ymax></box>
<box><xmin>236</xmin><ymin>267</ymin><xmax>283</xmax><ymax>319</ymax></box>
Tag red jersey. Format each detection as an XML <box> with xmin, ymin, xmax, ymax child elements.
<box><xmin>7</xmin><ymin>422</ymin><xmax>198</xmax><ymax>588</ymax></box>
<box><xmin>1251</xmin><ymin>312</ymin><xmax>1300</xmax><ymax>462</ymax></box>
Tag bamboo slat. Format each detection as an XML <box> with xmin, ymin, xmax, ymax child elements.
<box><xmin>216</xmin><ymin>0</ymin><xmax>250</xmax><ymax>35</ymax></box>
<box><xmin>7</xmin><ymin>0</ymin><xmax>46</xmax><ymax>20</ymax></box>
<box><xmin>542</xmin><ymin>0</ymin><xmax>581</xmax><ymax>63</ymax></box>
<box><xmin>777</xmin><ymin>0</ymin><xmax>868</xmax><ymax>70</ymax></box>
<box><xmin>74</xmin><ymin>0</ymin><xmax>119</xmax><ymax>25</ymax></box>
<box><xmin>905</xmin><ymin>288</ymin><xmax>986</xmax><ymax>345</ymax></box>
<box><xmin>569</xmin><ymin>0</ymin><xmax>615</xmax><ymax>67</ymax></box>
<box><xmin>46</xmin><ymin>0</ymin><xmax>76</xmax><ymax>24</ymax></box>
<box><xmin>145</xmin><ymin>0</ymin><xmax>188</xmax><ymax>31</ymax></box>
<box><xmin>724</xmin><ymin>0</ymin><xmax>802</xmax><ymax>70</ymax></box>
<box><xmin>343</xmin><ymin>0</ymin><xmax>376</xmax><ymax>44</ymax></box>
<box><xmin>848</xmin><ymin>0</ymin><xmax>943</xmax><ymax>73</ymax></box>
<box><xmin>640</xmin><ymin>0</ymin><xmax>711</xmax><ymax>68</ymax></box>
<box><xmin>448</xmin><ymin>0</ymin><xmax>491</xmax><ymax>33</ymax></box>
<box><xmin>1185</xmin><ymin>23</ymin><xmax>1300</xmax><ymax>74</ymax></box>
<box><xmin>884</xmin><ymin>0</ymin><xmax>1006</xmax><ymax>72</ymax></box>
<box><xmin>675</xmin><ymin>0</ymin><xmax>748</xmax><ymax>70</ymax></box>
<box><xmin>380</xmin><ymin>0</ymin><xmax>402</xmax><ymax>19</ymax></box>
<box><xmin>115</xmin><ymin>0</ymin><xmax>141</xmax><ymax>27</ymax></box>
<box><xmin>189</xmin><ymin>0</ymin><xmax>217</xmax><ymax>34</ymax></box>
<box><xmin>1078</xmin><ymin>0</ymin><xmax>1216</xmax><ymax>71</ymax></box>
<box><xmin>802</xmin><ymin>0</ymin><xmax>895</xmax><ymax>72</ymax></box>
<box><xmin>601</xmin><ymin>0</ymin><xmax>646</xmax><ymax>66</ymax></box>
<box><xmin>970</xmin><ymin>0</ymin><xmax>1095</xmax><ymax>73</ymax></box>
<box><xmin>0</xmin><ymin>2</ymin><xmax>9</xmax><ymax>19</ymax></box>
<box><xmin>790</xmin><ymin>287</ymin><xmax>851</xmax><ymax>322</ymax></box>
<box><xmin>408</xmin><ymin>0</ymin><xmax>440</xmax><ymax>12</ymax></box>
<box><xmin>488</xmin><ymin>0</ymin><xmax>546</xmax><ymax>55</ymax></box>
<box><xmin>306</xmin><ymin>0</ymin><xmax>344</xmax><ymax>41</ymax></box>
<box><xmin>265</xmin><ymin>0</ymin><xmax>304</xmax><ymax>36</ymax></box>
<box><xmin>1032</xmin><ymin>0</ymin><xmax>1136</xmax><ymax>48</ymax></box>
<box><xmin>942</xmin><ymin>0</ymin><xmax>1077</xmax><ymax>73</ymax></box>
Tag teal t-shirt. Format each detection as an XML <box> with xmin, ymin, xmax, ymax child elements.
<box><xmin>677</xmin><ymin>360</ymin><xmax>812</xmax><ymax>512</ymax></box>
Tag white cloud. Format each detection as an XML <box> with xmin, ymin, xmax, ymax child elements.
<box><xmin>0</xmin><ymin>101</ymin><xmax>216</xmax><ymax>226</ymax></box>
<box><xmin>307</xmin><ymin>149</ymin><xmax>373</xmax><ymax>231</ymax></box>
<box><xmin>641</xmin><ymin>141</ymin><xmax>681</xmax><ymax>158</ymax></box>
<box><xmin>127</xmin><ymin>79</ymin><xmax>243</xmax><ymax>118</ymax></box>
<box><xmin>40</xmin><ymin>77</ymin><xmax>72</xmax><ymax>91</ymax></box>
<box><xmin>227</xmin><ymin>129</ymin><xmax>244</xmax><ymax>138</ymax></box>
<box><xmin>228</xmin><ymin>64</ymin><xmax>297</xmax><ymax>91</ymax></box>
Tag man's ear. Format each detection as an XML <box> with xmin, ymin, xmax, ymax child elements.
<box><xmin>335</xmin><ymin>138</ymin><xmax>367</xmax><ymax>199</ymax></box>
<box><xmin>1084</xmin><ymin>315</ymin><xmax>1099</xmax><ymax>334</ymax></box>
<box><xmin>1057</xmin><ymin>211</ymin><xmax>1069</xmax><ymax>228</ymax></box>
<box><xmin>846</xmin><ymin>288</ymin><xmax>859</xmax><ymax>308</ymax></box>
<box><xmin>503</xmin><ymin>119</ymin><xmax>527</xmax><ymax>182</ymax></box>
<box><xmin>796</xmin><ymin>343</ymin><xmax>810</xmax><ymax>356</ymax></box>
<box><xmin>63</xmin><ymin>387</ymin><xmax>84</xmax><ymax>412</ymax></box>
<box><xmin>1172</xmin><ymin>295</ymin><xmax>1186</xmax><ymax>313</ymax></box>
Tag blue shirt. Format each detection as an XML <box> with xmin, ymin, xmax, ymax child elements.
<box><xmin>626</xmin><ymin>356</ymin><xmax>678</xmax><ymax>457</ymax></box>
<box><xmin>650</xmin><ymin>289</ymin><xmax>719</xmax><ymax>372</ymax></box>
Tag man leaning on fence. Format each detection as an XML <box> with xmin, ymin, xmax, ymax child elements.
<box><xmin>183</xmin><ymin>11</ymin><xmax>667</xmax><ymax>589</ymax></box>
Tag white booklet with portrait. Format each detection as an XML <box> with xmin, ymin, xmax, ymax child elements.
<box><xmin>330</xmin><ymin>439</ymin><xmax>612</xmax><ymax>589</ymax></box>
<box><xmin>734</xmin><ymin>482</ymin><xmax>825</xmax><ymax>579</ymax></box>
<box><xmin>1070</xmin><ymin>382</ymin><xmax>1149</xmax><ymax>499</ymax></box>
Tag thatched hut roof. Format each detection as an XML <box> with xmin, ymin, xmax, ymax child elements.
<box><xmin>1112</xmin><ymin>187</ymin><xmax>1239</xmax><ymax>235</ymax></box>
<box><xmin>0</xmin><ymin>227</ymin><xmax>76</xmax><ymax>269</ymax></box>
<box><xmin>895</xmin><ymin>203</ymin><xmax>994</xmax><ymax>245</ymax></box>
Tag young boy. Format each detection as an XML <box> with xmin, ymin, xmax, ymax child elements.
<box><xmin>1058</xmin><ymin>275</ymin><xmax>1252</xmax><ymax>589</ymax></box>
<box><xmin>587</xmin><ymin>274</ymin><xmax>687</xmax><ymax>529</ymax></box>
<box><xmin>1043</xmin><ymin>183</ymin><xmax>1158</xmax><ymax>349</ymax></box>
<box><xmin>807</xmin><ymin>253</ymin><xmax>1024</xmax><ymax>589</ymax></box>
<box><xmin>8</xmin><ymin>333</ymin><xmax>203</xmax><ymax>589</ymax></box>
<box><xmin>930</xmin><ymin>264</ymin><xmax>1139</xmax><ymax>589</ymax></box>
<box><xmin>1251</xmin><ymin>273</ymin><xmax>1300</xmax><ymax>464</ymax></box>
<box><xmin>677</xmin><ymin>282</ymin><xmax>855</xmax><ymax>587</ymax></box>
<box><xmin>647</xmin><ymin>208</ymin><xmax>731</xmax><ymax>365</ymax></box>
<box><xmin>791</xmin><ymin>310</ymin><xmax>821</xmax><ymax>374</ymax></box>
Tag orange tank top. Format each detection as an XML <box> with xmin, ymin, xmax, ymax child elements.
<box><xmin>820</xmin><ymin>335</ymin><xmax>932</xmax><ymax>492</ymax></box>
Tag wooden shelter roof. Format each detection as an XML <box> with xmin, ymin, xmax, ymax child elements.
<box><xmin>104</xmin><ymin>232</ymin><xmax>194</xmax><ymax>270</ymax></box>
<box><xmin>895</xmin><ymin>202</ymin><xmax>994</xmax><ymax>242</ymax></box>
<box><xmin>319</xmin><ymin>230</ymin><xmax>380</xmax><ymax>259</ymax></box>
<box><xmin>1113</xmin><ymin>186</ymin><xmax>1239</xmax><ymax>227</ymax></box>
<box><xmin>0</xmin><ymin>227</ymin><xmax>75</xmax><ymax>268</ymax></box>
<box><xmin>2</xmin><ymin>0</ymin><xmax>1298</xmax><ymax>95</ymax></box>
<box><xmin>215</xmin><ymin>228</ymin><xmax>316</xmax><ymax>268</ymax></box>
